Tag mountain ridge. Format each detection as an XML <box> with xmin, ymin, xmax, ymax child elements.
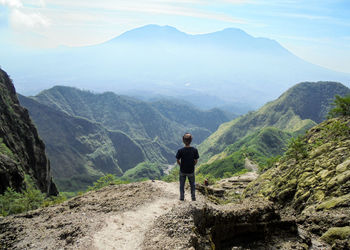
<box><xmin>198</xmin><ymin>81</ymin><xmax>350</xmax><ymax>175</ymax></box>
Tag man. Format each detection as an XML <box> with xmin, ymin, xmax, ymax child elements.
<box><xmin>176</xmin><ymin>133</ymin><xmax>199</xmax><ymax>201</ymax></box>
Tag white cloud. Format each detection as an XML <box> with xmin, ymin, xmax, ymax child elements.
<box><xmin>11</xmin><ymin>9</ymin><xmax>50</xmax><ymax>28</ymax></box>
<box><xmin>0</xmin><ymin>0</ymin><xmax>23</xmax><ymax>8</ymax></box>
<box><xmin>277</xmin><ymin>13</ymin><xmax>329</xmax><ymax>21</ymax></box>
<box><xmin>46</xmin><ymin>0</ymin><xmax>246</xmax><ymax>24</ymax></box>
<box><xmin>1</xmin><ymin>0</ymin><xmax>51</xmax><ymax>30</ymax></box>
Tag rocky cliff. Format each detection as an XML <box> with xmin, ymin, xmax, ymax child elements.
<box><xmin>0</xmin><ymin>68</ymin><xmax>57</xmax><ymax>195</ymax></box>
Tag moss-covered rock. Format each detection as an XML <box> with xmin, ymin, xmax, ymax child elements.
<box><xmin>320</xmin><ymin>226</ymin><xmax>350</xmax><ymax>245</ymax></box>
<box><xmin>244</xmin><ymin>117</ymin><xmax>350</xmax><ymax>248</ymax></box>
<box><xmin>317</xmin><ymin>194</ymin><xmax>350</xmax><ymax>210</ymax></box>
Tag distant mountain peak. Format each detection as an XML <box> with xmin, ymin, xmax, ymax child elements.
<box><xmin>108</xmin><ymin>24</ymin><xmax>188</xmax><ymax>43</ymax></box>
<box><xmin>214</xmin><ymin>27</ymin><xmax>252</xmax><ymax>38</ymax></box>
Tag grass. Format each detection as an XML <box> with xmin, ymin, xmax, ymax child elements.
<box><xmin>0</xmin><ymin>138</ymin><xmax>14</xmax><ymax>159</ymax></box>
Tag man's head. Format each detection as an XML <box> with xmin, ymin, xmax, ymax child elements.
<box><xmin>183</xmin><ymin>133</ymin><xmax>192</xmax><ymax>146</ymax></box>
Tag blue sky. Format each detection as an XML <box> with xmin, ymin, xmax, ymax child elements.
<box><xmin>1</xmin><ymin>0</ymin><xmax>349</xmax><ymax>73</ymax></box>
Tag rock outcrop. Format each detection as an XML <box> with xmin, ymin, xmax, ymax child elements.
<box><xmin>0</xmin><ymin>68</ymin><xmax>57</xmax><ymax>195</ymax></box>
<box><xmin>244</xmin><ymin>117</ymin><xmax>350</xmax><ymax>248</ymax></box>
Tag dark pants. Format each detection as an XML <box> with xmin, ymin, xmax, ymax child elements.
<box><xmin>179</xmin><ymin>172</ymin><xmax>195</xmax><ymax>200</ymax></box>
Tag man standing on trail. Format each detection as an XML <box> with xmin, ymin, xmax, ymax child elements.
<box><xmin>176</xmin><ymin>133</ymin><xmax>199</xmax><ymax>201</ymax></box>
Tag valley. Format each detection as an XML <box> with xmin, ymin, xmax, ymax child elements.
<box><xmin>17</xmin><ymin>81</ymin><xmax>350</xmax><ymax>193</ymax></box>
<box><xmin>18</xmin><ymin>86</ymin><xmax>230</xmax><ymax>191</ymax></box>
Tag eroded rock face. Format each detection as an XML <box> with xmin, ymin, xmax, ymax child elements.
<box><xmin>0</xmin><ymin>68</ymin><xmax>57</xmax><ymax>195</ymax></box>
<box><xmin>143</xmin><ymin>198</ymin><xmax>308</xmax><ymax>249</ymax></box>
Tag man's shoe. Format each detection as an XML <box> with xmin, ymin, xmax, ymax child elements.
<box><xmin>180</xmin><ymin>198</ymin><xmax>184</xmax><ymax>201</ymax></box>
<box><xmin>192</xmin><ymin>198</ymin><xmax>196</xmax><ymax>201</ymax></box>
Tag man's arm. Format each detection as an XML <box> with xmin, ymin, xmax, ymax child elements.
<box><xmin>177</xmin><ymin>159</ymin><xmax>181</xmax><ymax>166</ymax></box>
<box><xmin>194</xmin><ymin>159</ymin><xmax>198</xmax><ymax>165</ymax></box>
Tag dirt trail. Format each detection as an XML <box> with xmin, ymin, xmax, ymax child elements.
<box><xmin>244</xmin><ymin>157</ymin><xmax>259</xmax><ymax>172</ymax></box>
<box><xmin>89</xmin><ymin>181</ymin><xmax>195</xmax><ymax>250</ymax></box>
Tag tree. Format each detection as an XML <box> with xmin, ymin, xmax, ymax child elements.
<box><xmin>328</xmin><ymin>94</ymin><xmax>350</xmax><ymax>118</ymax></box>
<box><xmin>285</xmin><ymin>136</ymin><xmax>308</xmax><ymax>162</ymax></box>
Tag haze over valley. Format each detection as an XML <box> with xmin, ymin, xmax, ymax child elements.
<box><xmin>2</xmin><ymin>25</ymin><xmax>350</xmax><ymax>110</ymax></box>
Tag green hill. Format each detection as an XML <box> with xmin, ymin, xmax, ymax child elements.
<box><xmin>198</xmin><ymin>127</ymin><xmax>292</xmax><ymax>177</ymax></box>
<box><xmin>198</xmin><ymin>81</ymin><xmax>350</xmax><ymax>177</ymax></box>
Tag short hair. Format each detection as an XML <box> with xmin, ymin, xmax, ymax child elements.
<box><xmin>183</xmin><ymin>133</ymin><xmax>192</xmax><ymax>145</ymax></box>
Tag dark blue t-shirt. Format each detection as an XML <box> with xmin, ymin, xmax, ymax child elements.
<box><xmin>176</xmin><ymin>147</ymin><xmax>199</xmax><ymax>174</ymax></box>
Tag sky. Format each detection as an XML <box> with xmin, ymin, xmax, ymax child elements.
<box><xmin>0</xmin><ymin>0</ymin><xmax>350</xmax><ymax>73</ymax></box>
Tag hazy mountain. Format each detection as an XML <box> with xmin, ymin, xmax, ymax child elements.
<box><xmin>150</xmin><ymin>99</ymin><xmax>232</xmax><ymax>132</ymax></box>
<box><xmin>198</xmin><ymin>81</ymin><xmax>350</xmax><ymax>176</ymax></box>
<box><xmin>2</xmin><ymin>25</ymin><xmax>349</xmax><ymax>108</ymax></box>
<box><xmin>19</xmin><ymin>86</ymin><xmax>230</xmax><ymax>190</ymax></box>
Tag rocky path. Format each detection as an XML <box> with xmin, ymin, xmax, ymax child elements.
<box><xmin>0</xmin><ymin>177</ymin><xmax>325</xmax><ymax>249</ymax></box>
<box><xmin>90</xmin><ymin>181</ymin><xmax>181</xmax><ymax>250</ymax></box>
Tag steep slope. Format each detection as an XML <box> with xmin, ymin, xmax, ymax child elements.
<box><xmin>199</xmin><ymin>81</ymin><xmax>350</xmax><ymax>165</ymax></box>
<box><xmin>18</xmin><ymin>95</ymin><xmax>146</xmax><ymax>191</ymax></box>
<box><xmin>244</xmin><ymin>117</ymin><xmax>350</xmax><ymax>248</ymax></box>
<box><xmin>32</xmin><ymin>86</ymin><xmax>181</xmax><ymax>148</ymax></box>
<box><xmin>3</xmin><ymin>25</ymin><xmax>349</xmax><ymax>108</ymax></box>
<box><xmin>0</xmin><ymin>68</ymin><xmax>57</xmax><ymax>195</ymax></box>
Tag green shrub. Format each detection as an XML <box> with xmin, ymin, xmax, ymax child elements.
<box><xmin>328</xmin><ymin>94</ymin><xmax>350</xmax><ymax>118</ymax></box>
<box><xmin>0</xmin><ymin>187</ymin><xmax>25</xmax><ymax>216</ymax></box>
<box><xmin>162</xmin><ymin>166</ymin><xmax>179</xmax><ymax>183</ymax></box>
<box><xmin>259</xmin><ymin>155</ymin><xmax>281</xmax><ymax>172</ymax></box>
<box><xmin>0</xmin><ymin>176</ymin><xmax>45</xmax><ymax>216</ymax></box>
<box><xmin>42</xmin><ymin>195</ymin><xmax>67</xmax><ymax>207</ymax></box>
<box><xmin>284</xmin><ymin>136</ymin><xmax>308</xmax><ymax>161</ymax></box>
<box><xmin>0</xmin><ymin>138</ymin><xmax>14</xmax><ymax>159</ymax></box>
<box><xmin>321</xmin><ymin>120</ymin><xmax>350</xmax><ymax>139</ymax></box>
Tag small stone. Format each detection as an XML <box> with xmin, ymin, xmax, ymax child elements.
<box><xmin>336</xmin><ymin>159</ymin><xmax>350</xmax><ymax>173</ymax></box>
